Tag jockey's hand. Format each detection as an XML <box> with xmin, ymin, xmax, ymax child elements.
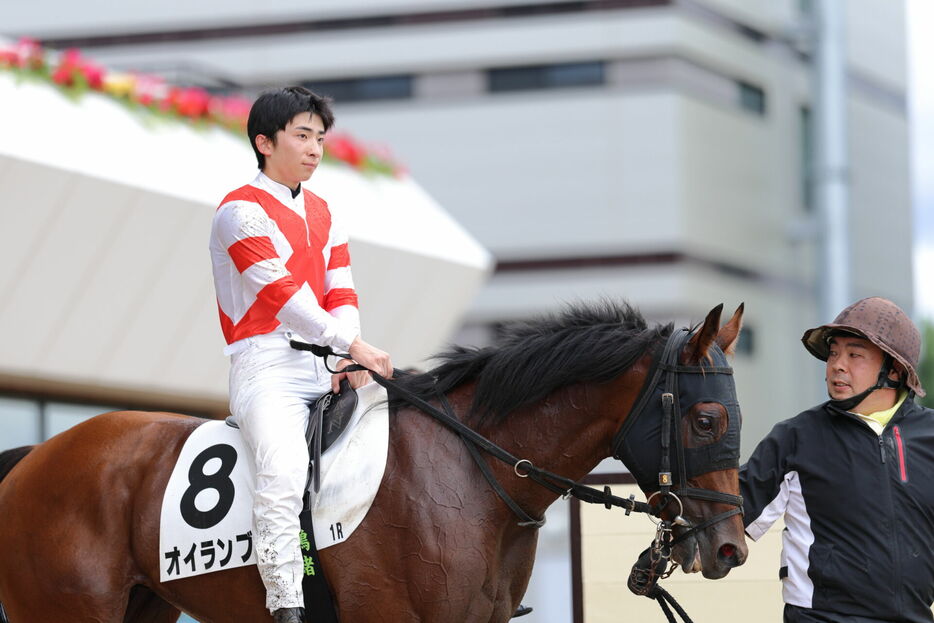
<box><xmin>332</xmin><ymin>356</ymin><xmax>371</xmax><ymax>393</ymax></box>
<box><xmin>332</xmin><ymin>337</ymin><xmax>393</xmax><ymax>393</ymax></box>
<box><xmin>348</xmin><ymin>336</ymin><xmax>394</xmax><ymax>379</ymax></box>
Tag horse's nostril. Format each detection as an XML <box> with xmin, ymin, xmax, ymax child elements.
<box><xmin>718</xmin><ymin>543</ymin><xmax>737</xmax><ymax>564</ymax></box>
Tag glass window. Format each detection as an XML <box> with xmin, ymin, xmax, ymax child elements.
<box><xmin>305</xmin><ymin>75</ymin><xmax>412</xmax><ymax>102</ymax></box>
<box><xmin>44</xmin><ymin>402</ymin><xmax>118</xmax><ymax>439</ymax></box>
<box><xmin>547</xmin><ymin>61</ymin><xmax>604</xmax><ymax>87</ymax></box>
<box><xmin>737</xmin><ymin>80</ymin><xmax>767</xmax><ymax>115</ymax></box>
<box><xmin>488</xmin><ymin>61</ymin><xmax>605</xmax><ymax>92</ymax></box>
<box><xmin>489</xmin><ymin>66</ymin><xmax>545</xmax><ymax>92</ymax></box>
<box><xmin>0</xmin><ymin>397</ymin><xmax>41</xmax><ymax>447</ymax></box>
<box><xmin>735</xmin><ymin>325</ymin><xmax>755</xmax><ymax>356</ymax></box>
<box><xmin>800</xmin><ymin>106</ymin><xmax>814</xmax><ymax>211</ymax></box>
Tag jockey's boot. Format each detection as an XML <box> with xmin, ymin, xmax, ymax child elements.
<box><xmin>272</xmin><ymin>607</ymin><xmax>305</xmax><ymax>623</ymax></box>
<box><xmin>513</xmin><ymin>604</ymin><xmax>533</xmax><ymax>618</ymax></box>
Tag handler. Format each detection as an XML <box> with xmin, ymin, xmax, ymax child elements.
<box><xmin>209</xmin><ymin>86</ymin><xmax>393</xmax><ymax>623</ymax></box>
<box><xmin>741</xmin><ymin>297</ymin><xmax>934</xmax><ymax>623</ymax></box>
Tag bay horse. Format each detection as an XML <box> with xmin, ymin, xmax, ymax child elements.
<box><xmin>0</xmin><ymin>301</ymin><xmax>747</xmax><ymax>622</ymax></box>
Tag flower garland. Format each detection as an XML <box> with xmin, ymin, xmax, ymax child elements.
<box><xmin>0</xmin><ymin>38</ymin><xmax>402</xmax><ymax>177</ymax></box>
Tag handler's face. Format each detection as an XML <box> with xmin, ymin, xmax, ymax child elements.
<box><xmin>825</xmin><ymin>336</ymin><xmax>885</xmax><ymax>400</ymax></box>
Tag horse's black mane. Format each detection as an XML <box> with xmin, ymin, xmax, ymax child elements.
<box><xmin>0</xmin><ymin>445</ymin><xmax>33</xmax><ymax>485</ymax></box>
<box><xmin>389</xmin><ymin>300</ymin><xmax>672</xmax><ymax>424</ymax></box>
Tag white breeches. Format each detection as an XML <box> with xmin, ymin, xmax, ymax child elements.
<box><xmin>229</xmin><ymin>331</ymin><xmax>332</xmax><ymax>612</ymax></box>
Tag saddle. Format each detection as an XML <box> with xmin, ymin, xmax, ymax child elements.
<box><xmin>306</xmin><ymin>379</ymin><xmax>358</xmax><ymax>492</ymax></box>
<box><xmin>224</xmin><ymin>380</ymin><xmax>358</xmax><ymax>493</ymax></box>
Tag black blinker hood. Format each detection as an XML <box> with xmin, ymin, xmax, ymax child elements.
<box><xmin>611</xmin><ymin>328</ymin><xmax>742</xmax><ymax>493</ymax></box>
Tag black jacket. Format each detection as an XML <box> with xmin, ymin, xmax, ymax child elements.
<box><xmin>741</xmin><ymin>397</ymin><xmax>934</xmax><ymax>622</ymax></box>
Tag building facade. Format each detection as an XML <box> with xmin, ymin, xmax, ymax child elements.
<box><xmin>2</xmin><ymin>1</ymin><xmax>912</xmax><ymax>621</ymax></box>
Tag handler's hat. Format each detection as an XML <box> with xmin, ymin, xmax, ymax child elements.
<box><xmin>801</xmin><ymin>296</ymin><xmax>925</xmax><ymax>397</ymax></box>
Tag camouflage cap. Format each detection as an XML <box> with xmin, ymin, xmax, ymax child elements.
<box><xmin>801</xmin><ymin>297</ymin><xmax>925</xmax><ymax>397</ymax></box>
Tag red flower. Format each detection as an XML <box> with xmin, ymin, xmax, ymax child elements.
<box><xmin>83</xmin><ymin>62</ymin><xmax>105</xmax><ymax>90</ymax></box>
<box><xmin>0</xmin><ymin>38</ymin><xmax>45</xmax><ymax>69</ymax></box>
<box><xmin>326</xmin><ymin>133</ymin><xmax>365</xmax><ymax>168</ymax></box>
<box><xmin>50</xmin><ymin>48</ymin><xmax>104</xmax><ymax>89</ymax></box>
<box><xmin>51</xmin><ymin>65</ymin><xmax>72</xmax><ymax>85</ymax></box>
<box><xmin>208</xmin><ymin>95</ymin><xmax>251</xmax><ymax>129</ymax></box>
<box><xmin>16</xmin><ymin>38</ymin><xmax>44</xmax><ymax>70</ymax></box>
<box><xmin>0</xmin><ymin>49</ymin><xmax>20</xmax><ymax>68</ymax></box>
<box><xmin>0</xmin><ymin>40</ymin><xmax>399</xmax><ymax>175</ymax></box>
<box><xmin>162</xmin><ymin>87</ymin><xmax>210</xmax><ymax>118</ymax></box>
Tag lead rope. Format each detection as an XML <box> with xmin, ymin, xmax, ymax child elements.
<box><xmin>628</xmin><ymin>518</ymin><xmax>695</xmax><ymax>623</ymax></box>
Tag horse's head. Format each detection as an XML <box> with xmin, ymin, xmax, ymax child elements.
<box><xmin>614</xmin><ymin>303</ymin><xmax>747</xmax><ymax>580</ymax></box>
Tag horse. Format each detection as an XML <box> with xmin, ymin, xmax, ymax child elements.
<box><xmin>0</xmin><ymin>301</ymin><xmax>748</xmax><ymax>622</ymax></box>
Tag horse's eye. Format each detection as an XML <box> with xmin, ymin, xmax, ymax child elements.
<box><xmin>696</xmin><ymin>416</ymin><xmax>713</xmax><ymax>433</ymax></box>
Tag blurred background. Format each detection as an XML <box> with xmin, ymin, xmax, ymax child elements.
<box><xmin>0</xmin><ymin>0</ymin><xmax>930</xmax><ymax>621</ymax></box>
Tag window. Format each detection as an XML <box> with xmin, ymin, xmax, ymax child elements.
<box><xmin>800</xmin><ymin>106</ymin><xmax>814</xmax><ymax>211</ymax></box>
<box><xmin>0</xmin><ymin>397</ymin><xmax>41</xmax><ymax>446</ymax></box>
<box><xmin>304</xmin><ymin>75</ymin><xmax>413</xmax><ymax>102</ymax></box>
<box><xmin>487</xmin><ymin>61</ymin><xmax>605</xmax><ymax>92</ymax></box>
<box><xmin>0</xmin><ymin>396</ymin><xmax>133</xmax><ymax>448</ymax></box>
<box><xmin>737</xmin><ymin>80</ymin><xmax>766</xmax><ymax>115</ymax></box>
<box><xmin>44</xmin><ymin>402</ymin><xmax>118</xmax><ymax>439</ymax></box>
<box><xmin>734</xmin><ymin>325</ymin><xmax>755</xmax><ymax>356</ymax></box>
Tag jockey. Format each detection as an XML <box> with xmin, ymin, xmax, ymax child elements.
<box><xmin>209</xmin><ymin>86</ymin><xmax>393</xmax><ymax>623</ymax></box>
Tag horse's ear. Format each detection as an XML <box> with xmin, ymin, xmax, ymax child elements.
<box><xmin>716</xmin><ymin>303</ymin><xmax>744</xmax><ymax>356</ymax></box>
<box><xmin>683</xmin><ymin>304</ymin><xmax>724</xmax><ymax>364</ymax></box>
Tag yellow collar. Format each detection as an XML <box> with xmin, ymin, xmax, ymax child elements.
<box><xmin>856</xmin><ymin>390</ymin><xmax>908</xmax><ymax>429</ymax></box>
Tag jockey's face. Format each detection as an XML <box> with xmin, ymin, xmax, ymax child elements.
<box><xmin>256</xmin><ymin>112</ymin><xmax>325</xmax><ymax>190</ymax></box>
<box><xmin>825</xmin><ymin>336</ymin><xmax>897</xmax><ymax>413</ymax></box>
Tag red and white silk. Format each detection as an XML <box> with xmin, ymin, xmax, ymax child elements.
<box><xmin>210</xmin><ymin>172</ymin><xmax>359</xmax><ymax>356</ymax></box>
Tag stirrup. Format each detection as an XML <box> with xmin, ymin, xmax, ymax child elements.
<box><xmin>513</xmin><ymin>604</ymin><xmax>533</xmax><ymax>618</ymax></box>
<box><xmin>272</xmin><ymin>607</ymin><xmax>305</xmax><ymax>623</ymax></box>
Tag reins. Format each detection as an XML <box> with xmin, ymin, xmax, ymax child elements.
<box><xmin>291</xmin><ymin>340</ymin><xmax>656</xmax><ymax>526</ymax></box>
<box><xmin>292</xmin><ymin>332</ymin><xmax>743</xmax><ymax>623</ymax></box>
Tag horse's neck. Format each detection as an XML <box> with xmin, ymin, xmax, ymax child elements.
<box><xmin>460</xmin><ymin>378</ymin><xmax>634</xmax><ymax>518</ymax></box>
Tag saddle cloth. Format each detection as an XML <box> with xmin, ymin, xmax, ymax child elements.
<box><xmin>158</xmin><ymin>382</ymin><xmax>389</xmax><ymax>582</ymax></box>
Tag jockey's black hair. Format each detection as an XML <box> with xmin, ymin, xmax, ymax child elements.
<box><xmin>389</xmin><ymin>300</ymin><xmax>672</xmax><ymax>425</ymax></box>
<box><xmin>247</xmin><ymin>86</ymin><xmax>335</xmax><ymax>170</ymax></box>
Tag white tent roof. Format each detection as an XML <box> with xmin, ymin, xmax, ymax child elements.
<box><xmin>0</xmin><ymin>73</ymin><xmax>491</xmax><ymax>409</ymax></box>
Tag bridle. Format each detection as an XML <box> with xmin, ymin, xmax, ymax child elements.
<box><xmin>612</xmin><ymin>327</ymin><xmax>744</xmax><ymax>554</ymax></box>
<box><xmin>602</xmin><ymin>329</ymin><xmax>744</xmax><ymax>620</ymax></box>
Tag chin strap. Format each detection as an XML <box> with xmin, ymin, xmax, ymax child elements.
<box><xmin>830</xmin><ymin>355</ymin><xmax>901</xmax><ymax>412</ymax></box>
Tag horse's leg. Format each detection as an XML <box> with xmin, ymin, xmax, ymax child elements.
<box><xmin>150</xmin><ymin>566</ymin><xmax>271</xmax><ymax>623</ymax></box>
<box><xmin>114</xmin><ymin>417</ymin><xmax>270</xmax><ymax>623</ymax></box>
<box><xmin>0</xmin><ymin>413</ymin><xmax>210</xmax><ymax>623</ymax></box>
<box><xmin>122</xmin><ymin>586</ymin><xmax>181</xmax><ymax>623</ymax></box>
<box><xmin>0</xmin><ymin>440</ymin><xmax>143</xmax><ymax>621</ymax></box>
